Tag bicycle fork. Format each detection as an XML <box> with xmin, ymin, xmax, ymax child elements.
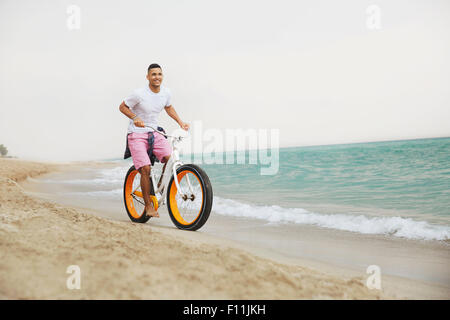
<box><xmin>170</xmin><ymin>148</ymin><xmax>195</xmax><ymax>199</ymax></box>
<box><xmin>156</xmin><ymin>149</ymin><xmax>196</xmax><ymax>206</ymax></box>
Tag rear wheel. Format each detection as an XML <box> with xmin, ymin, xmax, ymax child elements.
<box><xmin>123</xmin><ymin>165</ymin><xmax>158</xmax><ymax>223</ymax></box>
<box><xmin>166</xmin><ymin>164</ymin><xmax>213</xmax><ymax>231</ymax></box>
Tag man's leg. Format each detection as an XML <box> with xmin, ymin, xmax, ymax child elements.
<box><xmin>138</xmin><ymin>165</ymin><xmax>159</xmax><ymax>217</ymax></box>
<box><xmin>153</xmin><ymin>131</ymin><xmax>172</xmax><ymax>189</ymax></box>
<box><xmin>128</xmin><ymin>132</ymin><xmax>159</xmax><ymax>218</ymax></box>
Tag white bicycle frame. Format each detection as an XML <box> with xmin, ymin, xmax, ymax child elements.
<box><xmin>141</xmin><ymin>126</ymin><xmax>195</xmax><ymax>207</ymax></box>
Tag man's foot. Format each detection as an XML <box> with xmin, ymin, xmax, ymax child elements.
<box><xmin>145</xmin><ymin>205</ymin><xmax>159</xmax><ymax>218</ymax></box>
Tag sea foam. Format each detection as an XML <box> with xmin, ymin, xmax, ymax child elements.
<box><xmin>212</xmin><ymin>196</ymin><xmax>450</xmax><ymax>241</ymax></box>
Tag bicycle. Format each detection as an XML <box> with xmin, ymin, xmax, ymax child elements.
<box><xmin>123</xmin><ymin>126</ymin><xmax>213</xmax><ymax>231</ymax></box>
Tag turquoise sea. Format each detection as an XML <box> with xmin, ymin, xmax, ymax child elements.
<box><xmin>37</xmin><ymin>137</ymin><xmax>450</xmax><ymax>241</ymax></box>
<box><xmin>194</xmin><ymin>137</ymin><xmax>450</xmax><ymax>240</ymax></box>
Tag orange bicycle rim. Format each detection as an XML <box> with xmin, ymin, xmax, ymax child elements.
<box><xmin>125</xmin><ymin>169</ymin><xmax>158</xmax><ymax>218</ymax></box>
<box><xmin>169</xmin><ymin>170</ymin><xmax>204</xmax><ymax>225</ymax></box>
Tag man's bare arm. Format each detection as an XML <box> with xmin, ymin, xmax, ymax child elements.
<box><xmin>165</xmin><ymin>105</ymin><xmax>190</xmax><ymax>130</ymax></box>
<box><xmin>119</xmin><ymin>101</ymin><xmax>145</xmax><ymax>127</ymax></box>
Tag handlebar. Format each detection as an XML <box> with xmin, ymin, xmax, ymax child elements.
<box><xmin>144</xmin><ymin>125</ymin><xmax>189</xmax><ymax>141</ymax></box>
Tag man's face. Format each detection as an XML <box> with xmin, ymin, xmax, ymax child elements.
<box><xmin>147</xmin><ymin>68</ymin><xmax>163</xmax><ymax>87</ymax></box>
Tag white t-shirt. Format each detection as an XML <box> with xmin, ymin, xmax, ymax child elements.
<box><xmin>124</xmin><ymin>85</ymin><xmax>172</xmax><ymax>133</ymax></box>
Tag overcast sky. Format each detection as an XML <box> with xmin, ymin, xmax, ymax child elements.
<box><xmin>1</xmin><ymin>0</ymin><xmax>449</xmax><ymax>161</ymax></box>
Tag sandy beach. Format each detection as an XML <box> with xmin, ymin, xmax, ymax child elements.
<box><xmin>1</xmin><ymin>158</ymin><xmax>448</xmax><ymax>299</ymax></box>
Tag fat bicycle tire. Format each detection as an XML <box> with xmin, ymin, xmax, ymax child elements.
<box><xmin>166</xmin><ymin>164</ymin><xmax>213</xmax><ymax>231</ymax></box>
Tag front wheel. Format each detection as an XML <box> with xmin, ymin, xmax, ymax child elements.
<box><xmin>166</xmin><ymin>164</ymin><xmax>213</xmax><ymax>231</ymax></box>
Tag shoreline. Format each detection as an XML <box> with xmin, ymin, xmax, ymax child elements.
<box><xmin>1</xmin><ymin>158</ymin><xmax>448</xmax><ymax>299</ymax></box>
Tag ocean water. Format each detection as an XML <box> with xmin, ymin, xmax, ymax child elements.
<box><xmin>199</xmin><ymin>137</ymin><xmax>450</xmax><ymax>241</ymax></box>
<box><xmin>38</xmin><ymin>137</ymin><xmax>450</xmax><ymax>241</ymax></box>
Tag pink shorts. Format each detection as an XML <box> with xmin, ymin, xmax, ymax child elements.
<box><xmin>127</xmin><ymin>132</ymin><xmax>172</xmax><ymax>170</ymax></box>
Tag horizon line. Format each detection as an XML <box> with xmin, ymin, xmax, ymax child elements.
<box><xmin>99</xmin><ymin>135</ymin><xmax>450</xmax><ymax>162</ymax></box>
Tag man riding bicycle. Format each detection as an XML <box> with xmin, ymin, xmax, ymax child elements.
<box><xmin>119</xmin><ymin>63</ymin><xmax>190</xmax><ymax>218</ymax></box>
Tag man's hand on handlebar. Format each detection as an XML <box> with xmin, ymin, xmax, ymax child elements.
<box><xmin>179</xmin><ymin>121</ymin><xmax>190</xmax><ymax>131</ymax></box>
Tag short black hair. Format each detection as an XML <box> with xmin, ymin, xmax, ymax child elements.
<box><xmin>148</xmin><ymin>63</ymin><xmax>162</xmax><ymax>72</ymax></box>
